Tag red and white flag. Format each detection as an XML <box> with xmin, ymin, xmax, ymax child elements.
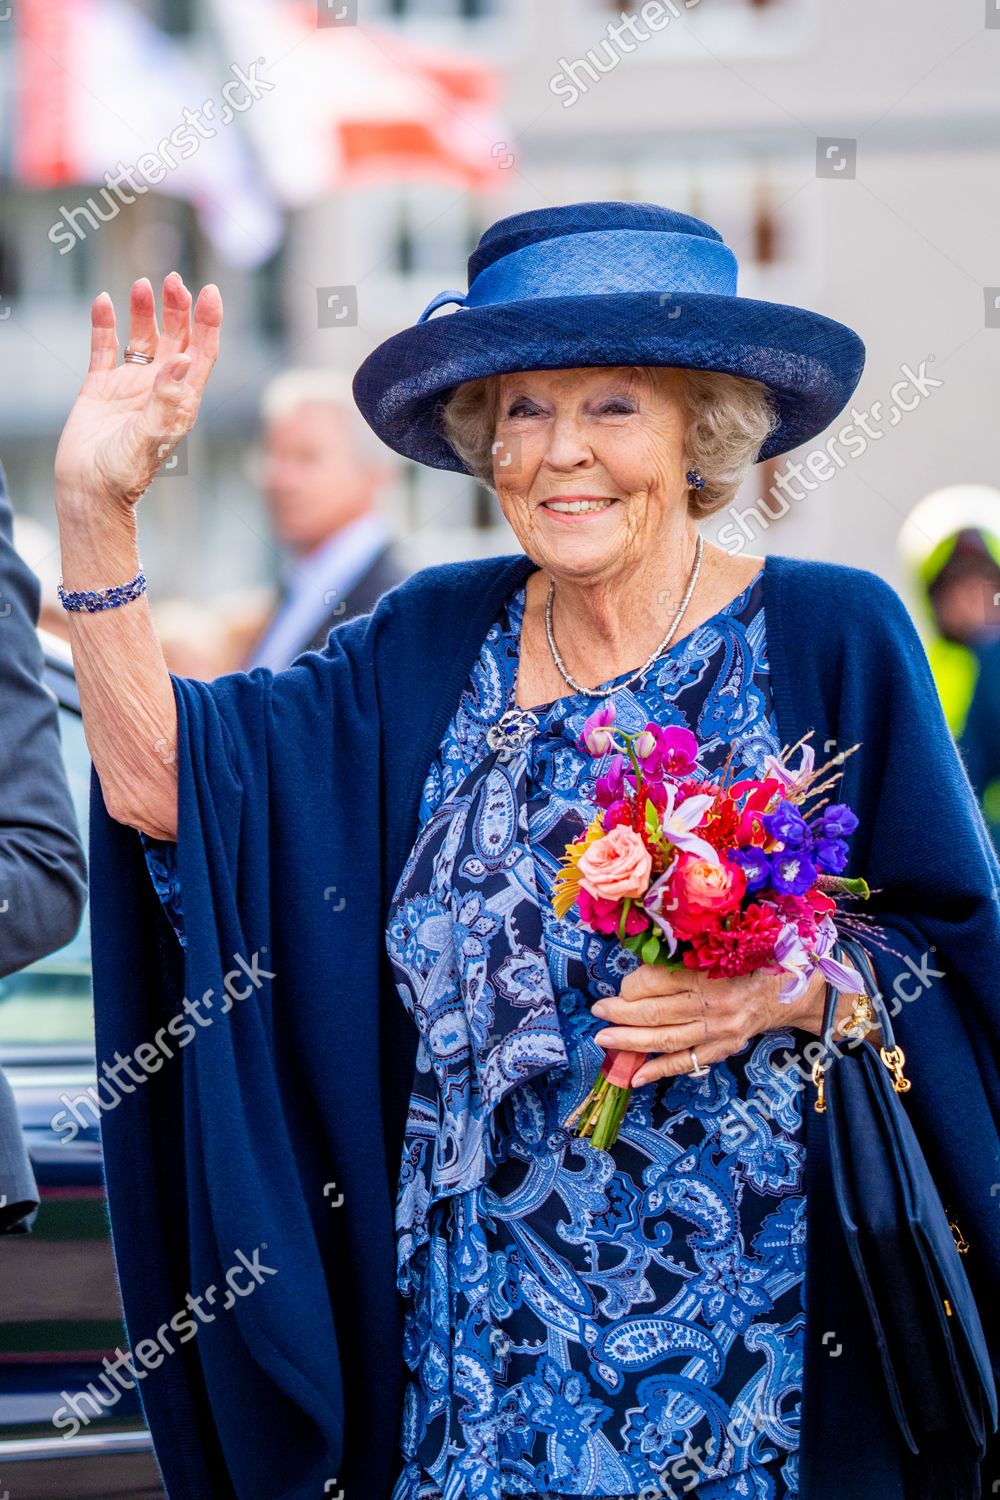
<box><xmin>14</xmin><ymin>0</ymin><xmax>511</xmax><ymax>265</ymax></box>
<box><xmin>204</xmin><ymin>0</ymin><xmax>513</xmax><ymax>204</ymax></box>
<box><xmin>14</xmin><ymin>0</ymin><xmax>285</xmax><ymax>267</ymax></box>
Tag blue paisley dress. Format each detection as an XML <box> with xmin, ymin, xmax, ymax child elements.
<box><xmin>141</xmin><ymin>565</ymin><xmax>806</xmax><ymax>1500</ymax></box>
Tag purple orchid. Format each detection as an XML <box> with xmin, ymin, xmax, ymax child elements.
<box><xmin>775</xmin><ymin>915</ymin><xmax>862</xmax><ymax>1002</ymax></box>
<box><xmin>579</xmin><ymin>704</ymin><xmax>617</xmax><ymax>757</ymax></box>
<box><xmin>762</xmin><ymin>742</ymin><xmax>816</xmax><ymax>798</ymax></box>
<box><xmin>595</xmin><ymin>754</ymin><xmax>626</xmax><ymax>808</ymax></box>
<box><xmin>639</xmin><ymin>723</ymin><xmax>700</xmax><ymax>782</ymax></box>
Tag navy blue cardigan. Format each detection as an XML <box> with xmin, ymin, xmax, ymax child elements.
<box><xmin>89</xmin><ymin>551</ymin><xmax>1000</xmax><ymax>1499</ymax></box>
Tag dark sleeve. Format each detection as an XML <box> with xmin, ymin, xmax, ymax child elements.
<box><xmin>838</xmin><ymin>575</ymin><xmax>1000</xmax><ymax>1398</ymax></box>
<box><xmin>0</xmin><ymin>459</ymin><xmax>87</xmax><ymax>975</ymax></box>
<box><xmin>138</xmin><ymin>831</ymin><xmax>186</xmax><ymax>947</ymax></box>
<box><xmin>0</xmin><ymin>1062</ymin><xmax>38</xmax><ymax>1233</ymax></box>
<box><xmin>87</xmin><ymin>618</ymin><xmax>385</xmax><ymax>1500</ymax></box>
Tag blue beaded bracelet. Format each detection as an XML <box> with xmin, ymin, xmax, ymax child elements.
<box><xmin>57</xmin><ymin>568</ymin><xmax>147</xmax><ymax>612</ymax></box>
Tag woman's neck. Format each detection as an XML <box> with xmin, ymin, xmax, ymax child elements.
<box><xmin>518</xmin><ymin>534</ymin><xmax>763</xmax><ymax>699</ymax></box>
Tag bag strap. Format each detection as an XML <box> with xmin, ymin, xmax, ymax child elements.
<box><xmin>828</xmin><ymin>933</ymin><xmax>899</xmax><ymax>1050</ymax></box>
<box><xmin>816</xmin><ymin>934</ymin><xmax>912</xmax><ymax>1106</ymax></box>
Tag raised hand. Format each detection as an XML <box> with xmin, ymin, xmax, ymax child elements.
<box><xmin>55</xmin><ymin>273</ymin><xmax>222</xmax><ymax>511</ymax></box>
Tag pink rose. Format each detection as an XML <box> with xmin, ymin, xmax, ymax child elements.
<box><xmin>666</xmin><ymin>852</ymin><xmax>747</xmax><ymax>940</ymax></box>
<box><xmin>576</xmin><ymin>825</ymin><xmax>652</xmax><ymax>902</ymax></box>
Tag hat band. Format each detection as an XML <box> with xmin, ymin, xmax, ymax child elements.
<box><xmin>417</xmin><ymin>228</ymin><xmax>738</xmax><ymax>323</ymax></box>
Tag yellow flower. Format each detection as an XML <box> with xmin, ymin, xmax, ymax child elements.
<box><xmin>552</xmin><ymin>813</ymin><xmax>606</xmax><ymax>919</ymax></box>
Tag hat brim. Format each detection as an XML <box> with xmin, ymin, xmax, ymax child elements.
<box><xmin>352</xmin><ymin>291</ymin><xmax>865</xmax><ymax>470</ymax></box>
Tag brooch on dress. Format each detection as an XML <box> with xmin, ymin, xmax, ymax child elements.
<box><xmin>486</xmin><ymin>705</ymin><xmax>540</xmax><ymax>755</ymax></box>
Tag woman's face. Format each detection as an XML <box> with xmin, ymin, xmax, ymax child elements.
<box><xmin>491</xmin><ymin>365</ymin><xmax>691</xmax><ymax>584</ymax></box>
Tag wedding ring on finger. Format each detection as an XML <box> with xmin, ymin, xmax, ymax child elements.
<box><xmin>123</xmin><ymin>346</ymin><xmax>155</xmax><ymax>364</ymax></box>
<box><xmin>689</xmin><ymin>1047</ymin><xmax>709</xmax><ymax>1077</ymax></box>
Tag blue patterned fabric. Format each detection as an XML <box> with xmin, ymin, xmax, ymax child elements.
<box><xmin>140</xmin><ymin>831</ymin><xmax>186</xmax><ymax>947</ymax></box>
<box><xmin>383</xmin><ymin>568</ymin><xmax>804</xmax><ymax>1500</ymax></box>
<box><xmin>139</xmin><ymin>567</ymin><xmax>804</xmax><ymax>1498</ymax></box>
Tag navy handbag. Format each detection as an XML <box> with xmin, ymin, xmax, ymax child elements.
<box><xmin>812</xmin><ymin>933</ymin><xmax>998</xmax><ymax>1496</ymax></box>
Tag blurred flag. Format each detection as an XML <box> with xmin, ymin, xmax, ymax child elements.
<box><xmin>14</xmin><ymin>0</ymin><xmax>284</xmax><ymax>267</ymax></box>
<box><xmin>205</xmin><ymin>0</ymin><xmax>513</xmax><ymax>204</ymax></box>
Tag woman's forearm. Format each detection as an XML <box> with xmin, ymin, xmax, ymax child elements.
<box><xmin>56</xmin><ymin>491</ymin><xmax>178</xmax><ymax>840</ymax></box>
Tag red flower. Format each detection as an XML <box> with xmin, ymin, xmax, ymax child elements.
<box><xmin>700</xmin><ymin>791</ymin><xmax>742</xmax><ymax>853</ymax></box>
<box><xmin>682</xmin><ymin>902</ymin><xmax>784</xmax><ymax>978</ymax></box>
<box><xmin>667</xmin><ymin>852</ymin><xmax>747</xmax><ymax>940</ymax></box>
<box><xmin>729</xmin><ymin>776</ymin><xmax>783</xmax><ymax>845</ymax></box>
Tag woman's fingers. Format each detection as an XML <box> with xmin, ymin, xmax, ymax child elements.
<box><xmin>593</xmin><ymin>1018</ymin><xmax>713</xmax><ymax>1054</ymax></box>
<box><xmin>592</xmin><ymin>990</ymin><xmax>704</xmax><ymax>1028</ymax></box>
<box><xmin>86</xmin><ymin>276</ymin><xmax>219</xmax><ymax>393</ymax></box>
<box><xmin>619</xmin><ymin>962</ymin><xmax>695</xmax><ymax>1002</ymax></box>
<box><xmin>631</xmin><ymin>1041</ymin><xmax>733</xmax><ymax>1088</ymax></box>
<box><xmin>128</xmin><ymin>277</ymin><xmax>160</xmax><ymax>359</ymax></box>
<box><xmin>88</xmin><ymin>291</ymin><xmax>119</xmax><ymax>373</ymax></box>
<box><xmin>138</xmin><ymin>357</ymin><xmax>194</xmax><ymax>455</ymax></box>
<box><xmin>184</xmin><ymin>283</ymin><xmax>223</xmax><ymax>394</ymax></box>
<box><xmin>158</xmin><ymin>272</ymin><xmax>192</xmax><ymax>359</ymax></box>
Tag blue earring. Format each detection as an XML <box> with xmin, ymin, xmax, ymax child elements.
<box><xmin>686</xmin><ymin>468</ymin><xmax>705</xmax><ymax>490</ymax></box>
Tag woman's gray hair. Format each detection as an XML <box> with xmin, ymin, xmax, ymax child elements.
<box><xmin>439</xmin><ymin>366</ymin><xmax>778</xmax><ymax>519</ymax></box>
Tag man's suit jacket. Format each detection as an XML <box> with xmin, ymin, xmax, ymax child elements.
<box><xmin>0</xmin><ymin>461</ymin><xmax>88</xmax><ymax>1232</ymax></box>
<box><xmin>284</xmin><ymin>541</ymin><xmax>408</xmax><ymax>659</ymax></box>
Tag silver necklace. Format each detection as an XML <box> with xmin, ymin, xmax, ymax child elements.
<box><xmin>486</xmin><ymin>533</ymin><xmax>704</xmax><ymax>754</ymax></box>
<box><xmin>546</xmin><ymin>531</ymin><xmax>704</xmax><ymax>698</ymax></box>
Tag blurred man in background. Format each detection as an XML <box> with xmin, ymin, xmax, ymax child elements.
<box><xmin>241</xmin><ymin>369</ymin><xmax>406</xmax><ymax>670</ymax></box>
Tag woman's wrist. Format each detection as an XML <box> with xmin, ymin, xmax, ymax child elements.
<box><xmin>791</xmin><ymin>966</ymin><xmax>844</xmax><ymax>1037</ymax></box>
<box><xmin>792</xmin><ymin>964</ymin><xmax>883</xmax><ymax>1047</ymax></box>
<box><xmin>55</xmin><ymin>488</ymin><xmax>140</xmax><ymax>593</ymax></box>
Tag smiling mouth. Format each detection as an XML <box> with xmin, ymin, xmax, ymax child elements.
<box><xmin>541</xmin><ymin>497</ymin><xmax>620</xmax><ymax>514</ymax></box>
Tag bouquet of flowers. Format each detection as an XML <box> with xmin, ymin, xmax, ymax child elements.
<box><xmin>553</xmin><ymin>706</ymin><xmax>870</xmax><ymax>1149</ymax></box>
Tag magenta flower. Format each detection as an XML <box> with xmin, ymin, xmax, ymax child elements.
<box><xmin>642</xmin><ymin>778</ymin><xmax>668</xmax><ymax>812</ymax></box>
<box><xmin>579</xmin><ymin>704</ymin><xmax>618</xmax><ymax>757</ymax></box>
<box><xmin>638</xmin><ymin>724</ymin><xmax>700</xmax><ymax>782</ymax></box>
<box><xmin>578</xmin><ymin>887</ymin><xmax>648</xmax><ymax>936</ymax></box>
<box><xmin>658</xmin><ymin>725</ymin><xmax>700</xmax><ymax>778</ymax></box>
<box><xmin>595</xmin><ymin>754</ymin><xmax>626</xmax><ymax>808</ymax></box>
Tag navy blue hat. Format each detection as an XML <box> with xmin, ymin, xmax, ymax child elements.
<box><xmin>352</xmin><ymin>200</ymin><xmax>866</xmax><ymax>471</ymax></box>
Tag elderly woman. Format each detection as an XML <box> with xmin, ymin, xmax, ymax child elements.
<box><xmin>54</xmin><ymin>203</ymin><xmax>1000</xmax><ymax>1500</ymax></box>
